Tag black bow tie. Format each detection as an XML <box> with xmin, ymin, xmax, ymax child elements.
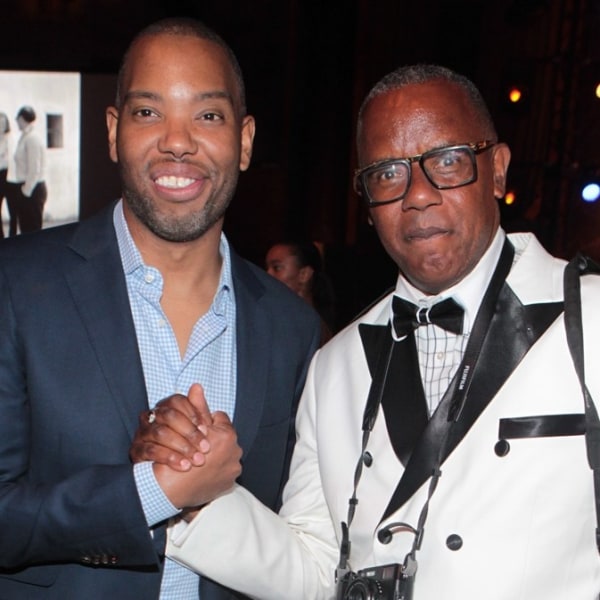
<box><xmin>392</xmin><ymin>296</ymin><xmax>465</xmax><ymax>338</ymax></box>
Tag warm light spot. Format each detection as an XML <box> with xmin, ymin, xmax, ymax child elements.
<box><xmin>504</xmin><ymin>191</ymin><xmax>516</xmax><ymax>205</ymax></box>
<box><xmin>508</xmin><ymin>88</ymin><xmax>522</xmax><ymax>103</ymax></box>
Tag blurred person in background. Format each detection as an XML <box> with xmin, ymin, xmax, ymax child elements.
<box><xmin>13</xmin><ymin>105</ymin><xmax>47</xmax><ymax>233</ymax></box>
<box><xmin>0</xmin><ymin>112</ymin><xmax>9</xmax><ymax>238</ymax></box>
<box><xmin>266</xmin><ymin>239</ymin><xmax>337</xmax><ymax>345</ymax></box>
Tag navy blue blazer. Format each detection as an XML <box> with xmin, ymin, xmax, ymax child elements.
<box><xmin>0</xmin><ymin>204</ymin><xmax>321</xmax><ymax>599</ymax></box>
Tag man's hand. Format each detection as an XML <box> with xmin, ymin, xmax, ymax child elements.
<box><xmin>130</xmin><ymin>383</ymin><xmax>214</xmax><ymax>471</ymax></box>
<box><xmin>130</xmin><ymin>383</ymin><xmax>243</xmax><ymax>508</ymax></box>
<box><xmin>153</xmin><ymin>407</ymin><xmax>242</xmax><ymax>508</ymax></box>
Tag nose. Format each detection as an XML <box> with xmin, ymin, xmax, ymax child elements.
<box><xmin>157</xmin><ymin>118</ymin><xmax>199</xmax><ymax>158</ymax></box>
<box><xmin>402</xmin><ymin>163</ymin><xmax>442</xmax><ymax>211</ymax></box>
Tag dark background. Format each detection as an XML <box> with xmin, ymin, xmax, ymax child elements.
<box><xmin>2</xmin><ymin>0</ymin><xmax>599</xmax><ymax>326</ymax></box>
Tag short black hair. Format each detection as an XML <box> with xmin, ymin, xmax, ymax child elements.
<box><xmin>16</xmin><ymin>105</ymin><xmax>36</xmax><ymax>123</ymax></box>
<box><xmin>115</xmin><ymin>17</ymin><xmax>247</xmax><ymax>115</ymax></box>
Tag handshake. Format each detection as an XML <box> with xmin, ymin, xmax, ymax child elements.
<box><xmin>130</xmin><ymin>383</ymin><xmax>243</xmax><ymax>511</ymax></box>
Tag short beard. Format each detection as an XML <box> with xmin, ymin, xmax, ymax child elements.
<box><xmin>122</xmin><ymin>176</ymin><xmax>238</xmax><ymax>243</ymax></box>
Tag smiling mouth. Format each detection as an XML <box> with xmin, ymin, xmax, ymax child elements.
<box><xmin>155</xmin><ymin>175</ymin><xmax>196</xmax><ymax>189</ymax></box>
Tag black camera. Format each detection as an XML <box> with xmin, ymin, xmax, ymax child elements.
<box><xmin>336</xmin><ymin>562</ymin><xmax>414</xmax><ymax>600</ymax></box>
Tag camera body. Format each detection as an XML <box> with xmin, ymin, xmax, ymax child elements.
<box><xmin>336</xmin><ymin>562</ymin><xmax>414</xmax><ymax>600</ymax></box>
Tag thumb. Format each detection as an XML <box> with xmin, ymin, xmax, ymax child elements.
<box><xmin>211</xmin><ymin>410</ymin><xmax>234</xmax><ymax>428</ymax></box>
<box><xmin>187</xmin><ymin>383</ymin><xmax>214</xmax><ymax>427</ymax></box>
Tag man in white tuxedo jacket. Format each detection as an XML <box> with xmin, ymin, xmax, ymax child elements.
<box><xmin>133</xmin><ymin>64</ymin><xmax>600</xmax><ymax>599</ymax></box>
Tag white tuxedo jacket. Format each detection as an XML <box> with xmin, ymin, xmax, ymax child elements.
<box><xmin>168</xmin><ymin>233</ymin><xmax>600</xmax><ymax>599</ymax></box>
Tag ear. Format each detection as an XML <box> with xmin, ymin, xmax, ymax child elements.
<box><xmin>106</xmin><ymin>106</ymin><xmax>119</xmax><ymax>164</ymax></box>
<box><xmin>491</xmin><ymin>143</ymin><xmax>511</xmax><ymax>199</ymax></box>
<box><xmin>298</xmin><ymin>265</ymin><xmax>314</xmax><ymax>285</ymax></box>
<box><xmin>239</xmin><ymin>115</ymin><xmax>256</xmax><ymax>172</ymax></box>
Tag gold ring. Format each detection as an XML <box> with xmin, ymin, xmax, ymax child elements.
<box><xmin>148</xmin><ymin>410</ymin><xmax>157</xmax><ymax>424</ymax></box>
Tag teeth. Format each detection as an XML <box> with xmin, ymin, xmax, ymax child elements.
<box><xmin>155</xmin><ymin>175</ymin><xmax>195</xmax><ymax>188</ymax></box>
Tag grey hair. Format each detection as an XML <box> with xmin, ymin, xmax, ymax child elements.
<box><xmin>357</xmin><ymin>64</ymin><xmax>497</xmax><ymax>139</ymax></box>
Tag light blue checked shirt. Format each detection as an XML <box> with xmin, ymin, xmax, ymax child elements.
<box><xmin>113</xmin><ymin>201</ymin><xmax>237</xmax><ymax>599</ymax></box>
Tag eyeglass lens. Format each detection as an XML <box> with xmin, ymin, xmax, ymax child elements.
<box><xmin>363</xmin><ymin>146</ymin><xmax>476</xmax><ymax>204</ymax></box>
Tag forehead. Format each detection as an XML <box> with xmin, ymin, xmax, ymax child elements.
<box><xmin>358</xmin><ymin>81</ymin><xmax>484</xmax><ymax>159</ymax></box>
<box><xmin>122</xmin><ymin>33</ymin><xmax>240</xmax><ymax>108</ymax></box>
<box><xmin>267</xmin><ymin>245</ymin><xmax>294</xmax><ymax>260</ymax></box>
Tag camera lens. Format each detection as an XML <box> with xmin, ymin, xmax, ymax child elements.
<box><xmin>344</xmin><ymin>577</ymin><xmax>383</xmax><ymax>600</ymax></box>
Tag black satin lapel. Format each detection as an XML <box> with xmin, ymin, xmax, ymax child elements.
<box><xmin>381</xmin><ymin>285</ymin><xmax>564</xmax><ymax>520</ymax></box>
<box><xmin>359</xmin><ymin>324</ymin><xmax>429</xmax><ymax>464</ymax></box>
<box><xmin>359</xmin><ymin>323</ymin><xmax>391</xmax><ymax>378</ymax></box>
<box><xmin>444</xmin><ymin>289</ymin><xmax>564</xmax><ymax>448</ymax></box>
<box><xmin>381</xmin><ymin>332</ymin><xmax>428</xmax><ymax>466</ymax></box>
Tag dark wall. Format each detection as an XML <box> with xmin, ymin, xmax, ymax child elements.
<box><xmin>79</xmin><ymin>74</ymin><xmax>120</xmax><ymax>219</ymax></box>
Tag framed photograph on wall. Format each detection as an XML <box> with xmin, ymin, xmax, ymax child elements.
<box><xmin>0</xmin><ymin>69</ymin><xmax>81</xmax><ymax>234</ymax></box>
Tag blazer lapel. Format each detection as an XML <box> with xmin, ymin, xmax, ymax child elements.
<box><xmin>382</xmin><ymin>333</ymin><xmax>429</xmax><ymax>466</ymax></box>
<box><xmin>381</xmin><ymin>283</ymin><xmax>564</xmax><ymax>520</ymax></box>
<box><xmin>64</xmin><ymin>207</ymin><xmax>148</xmax><ymax>439</ymax></box>
<box><xmin>230</xmin><ymin>253</ymin><xmax>270</xmax><ymax>455</ymax></box>
<box><xmin>359</xmin><ymin>324</ymin><xmax>430</xmax><ymax>466</ymax></box>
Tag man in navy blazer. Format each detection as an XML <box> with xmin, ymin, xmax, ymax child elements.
<box><xmin>0</xmin><ymin>17</ymin><xmax>320</xmax><ymax>600</ymax></box>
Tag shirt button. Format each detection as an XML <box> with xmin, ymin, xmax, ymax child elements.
<box><xmin>144</xmin><ymin>272</ymin><xmax>155</xmax><ymax>283</ymax></box>
<box><xmin>436</xmin><ymin>352</ymin><xmax>445</xmax><ymax>360</ymax></box>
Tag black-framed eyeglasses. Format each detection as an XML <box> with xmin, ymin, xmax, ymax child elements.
<box><xmin>353</xmin><ymin>140</ymin><xmax>496</xmax><ymax>207</ymax></box>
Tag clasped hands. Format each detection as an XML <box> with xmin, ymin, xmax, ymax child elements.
<box><xmin>130</xmin><ymin>383</ymin><xmax>242</xmax><ymax>511</ymax></box>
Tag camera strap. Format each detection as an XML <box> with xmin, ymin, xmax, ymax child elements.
<box><xmin>337</xmin><ymin>333</ymin><xmax>395</xmax><ymax>575</ymax></box>
<box><xmin>563</xmin><ymin>253</ymin><xmax>600</xmax><ymax>554</ymax></box>
<box><xmin>336</xmin><ymin>238</ymin><xmax>515</xmax><ymax>580</ymax></box>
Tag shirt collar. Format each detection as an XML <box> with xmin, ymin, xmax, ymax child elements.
<box><xmin>391</xmin><ymin>227</ymin><xmax>506</xmax><ymax>334</ymax></box>
<box><xmin>112</xmin><ymin>199</ymin><xmax>233</xmax><ymax>301</ymax></box>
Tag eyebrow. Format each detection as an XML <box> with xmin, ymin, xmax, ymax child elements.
<box><xmin>124</xmin><ymin>89</ymin><xmax>234</xmax><ymax>102</ymax></box>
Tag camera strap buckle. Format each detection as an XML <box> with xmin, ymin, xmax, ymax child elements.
<box><xmin>335</xmin><ymin>566</ymin><xmax>350</xmax><ymax>583</ymax></box>
<box><xmin>402</xmin><ymin>554</ymin><xmax>418</xmax><ymax>579</ymax></box>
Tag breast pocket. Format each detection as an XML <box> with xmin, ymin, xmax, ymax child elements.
<box><xmin>495</xmin><ymin>413</ymin><xmax>586</xmax><ymax>456</ymax></box>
